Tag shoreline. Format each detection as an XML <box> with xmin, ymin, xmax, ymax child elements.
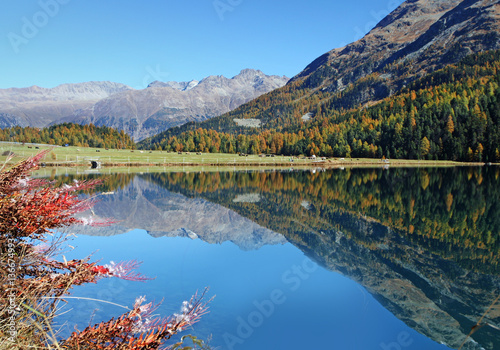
<box><xmin>37</xmin><ymin>160</ymin><xmax>491</xmax><ymax>168</ymax></box>
<box><xmin>0</xmin><ymin>143</ymin><xmax>494</xmax><ymax>169</ymax></box>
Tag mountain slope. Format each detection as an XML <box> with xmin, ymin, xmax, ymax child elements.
<box><xmin>282</xmin><ymin>0</ymin><xmax>500</xmax><ymax>118</ymax></box>
<box><xmin>151</xmin><ymin>0</ymin><xmax>499</xmax><ymax>140</ymax></box>
<box><xmin>139</xmin><ymin>50</ymin><xmax>500</xmax><ymax>162</ymax></box>
<box><xmin>294</xmin><ymin>0</ymin><xmax>499</xmax><ymax>87</ymax></box>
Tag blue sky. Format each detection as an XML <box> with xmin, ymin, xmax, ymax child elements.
<box><xmin>0</xmin><ymin>0</ymin><xmax>404</xmax><ymax>89</ymax></box>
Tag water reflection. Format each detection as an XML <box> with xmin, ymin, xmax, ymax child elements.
<box><xmin>54</xmin><ymin>167</ymin><xmax>499</xmax><ymax>349</ymax></box>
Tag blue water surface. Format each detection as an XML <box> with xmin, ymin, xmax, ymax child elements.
<box><xmin>56</xmin><ymin>229</ymin><xmax>450</xmax><ymax>350</ymax></box>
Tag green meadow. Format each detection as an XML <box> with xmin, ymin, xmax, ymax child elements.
<box><xmin>0</xmin><ymin>142</ymin><xmax>487</xmax><ymax>170</ymax></box>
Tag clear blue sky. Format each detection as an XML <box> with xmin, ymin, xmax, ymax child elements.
<box><xmin>0</xmin><ymin>0</ymin><xmax>404</xmax><ymax>89</ymax></box>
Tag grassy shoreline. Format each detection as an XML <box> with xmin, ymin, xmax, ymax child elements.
<box><xmin>0</xmin><ymin>143</ymin><xmax>492</xmax><ymax>170</ymax></box>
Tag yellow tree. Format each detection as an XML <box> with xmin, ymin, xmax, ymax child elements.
<box><xmin>446</xmin><ymin>115</ymin><xmax>455</xmax><ymax>134</ymax></box>
<box><xmin>420</xmin><ymin>137</ymin><xmax>431</xmax><ymax>158</ymax></box>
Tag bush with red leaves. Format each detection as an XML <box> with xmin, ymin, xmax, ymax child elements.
<box><xmin>0</xmin><ymin>152</ymin><xmax>211</xmax><ymax>350</ymax></box>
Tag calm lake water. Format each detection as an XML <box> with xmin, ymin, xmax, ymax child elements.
<box><xmin>44</xmin><ymin>167</ymin><xmax>499</xmax><ymax>350</ymax></box>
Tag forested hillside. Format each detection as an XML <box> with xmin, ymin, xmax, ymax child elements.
<box><xmin>0</xmin><ymin>123</ymin><xmax>135</xmax><ymax>149</ymax></box>
<box><xmin>139</xmin><ymin>50</ymin><xmax>500</xmax><ymax>162</ymax></box>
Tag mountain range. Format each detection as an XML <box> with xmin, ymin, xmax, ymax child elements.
<box><xmin>143</xmin><ymin>0</ymin><xmax>500</xmax><ymax>153</ymax></box>
<box><xmin>0</xmin><ymin>69</ymin><xmax>288</xmax><ymax>141</ymax></box>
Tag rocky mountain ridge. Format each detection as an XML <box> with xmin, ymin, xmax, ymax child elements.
<box><xmin>148</xmin><ymin>79</ymin><xmax>200</xmax><ymax>90</ymax></box>
<box><xmin>292</xmin><ymin>0</ymin><xmax>500</xmax><ymax>102</ymax></box>
<box><xmin>0</xmin><ymin>81</ymin><xmax>131</xmax><ymax>128</ymax></box>
<box><xmin>0</xmin><ymin>69</ymin><xmax>288</xmax><ymax>141</ymax></box>
<box><xmin>0</xmin><ymin>81</ymin><xmax>132</xmax><ymax>101</ymax></box>
<box><xmin>69</xmin><ymin>69</ymin><xmax>288</xmax><ymax>141</ymax></box>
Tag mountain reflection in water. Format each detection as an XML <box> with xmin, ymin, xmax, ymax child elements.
<box><xmin>54</xmin><ymin>167</ymin><xmax>499</xmax><ymax>349</ymax></box>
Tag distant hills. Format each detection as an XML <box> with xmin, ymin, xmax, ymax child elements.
<box><xmin>141</xmin><ymin>0</ymin><xmax>500</xmax><ymax>161</ymax></box>
<box><xmin>0</xmin><ymin>69</ymin><xmax>288</xmax><ymax>141</ymax></box>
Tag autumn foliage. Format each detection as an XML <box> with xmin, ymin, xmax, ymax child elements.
<box><xmin>141</xmin><ymin>50</ymin><xmax>500</xmax><ymax>162</ymax></box>
<box><xmin>0</xmin><ymin>123</ymin><xmax>135</xmax><ymax>149</ymax></box>
<box><xmin>0</xmin><ymin>151</ymin><xmax>211</xmax><ymax>349</ymax></box>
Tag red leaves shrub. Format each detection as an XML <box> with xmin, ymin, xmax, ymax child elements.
<box><xmin>0</xmin><ymin>152</ymin><xmax>211</xmax><ymax>349</ymax></box>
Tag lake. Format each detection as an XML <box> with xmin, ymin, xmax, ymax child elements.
<box><xmin>42</xmin><ymin>167</ymin><xmax>499</xmax><ymax>350</ymax></box>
